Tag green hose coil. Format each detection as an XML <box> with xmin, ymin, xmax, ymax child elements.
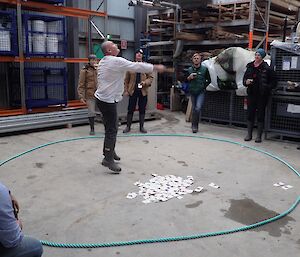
<box><xmin>0</xmin><ymin>133</ymin><xmax>299</xmax><ymax>248</ymax></box>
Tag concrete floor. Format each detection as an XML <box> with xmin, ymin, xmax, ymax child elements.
<box><xmin>0</xmin><ymin>111</ymin><xmax>299</xmax><ymax>257</ymax></box>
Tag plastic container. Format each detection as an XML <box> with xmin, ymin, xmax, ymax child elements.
<box><xmin>32</xmin><ymin>34</ymin><xmax>46</xmax><ymax>53</ymax></box>
<box><xmin>46</xmin><ymin>35</ymin><xmax>58</xmax><ymax>53</ymax></box>
<box><xmin>32</xmin><ymin>20</ymin><xmax>46</xmax><ymax>33</ymax></box>
<box><xmin>0</xmin><ymin>30</ymin><xmax>11</xmax><ymax>51</ymax></box>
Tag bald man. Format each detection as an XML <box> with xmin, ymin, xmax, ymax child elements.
<box><xmin>95</xmin><ymin>41</ymin><xmax>165</xmax><ymax>173</ymax></box>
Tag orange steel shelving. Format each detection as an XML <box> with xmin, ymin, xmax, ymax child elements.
<box><xmin>0</xmin><ymin>0</ymin><xmax>105</xmax><ymax>115</ymax></box>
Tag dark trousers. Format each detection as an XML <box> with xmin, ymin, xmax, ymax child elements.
<box><xmin>96</xmin><ymin>99</ymin><xmax>118</xmax><ymax>160</ymax></box>
<box><xmin>247</xmin><ymin>94</ymin><xmax>268</xmax><ymax>123</ymax></box>
<box><xmin>128</xmin><ymin>90</ymin><xmax>147</xmax><ymax>115</ymax></box>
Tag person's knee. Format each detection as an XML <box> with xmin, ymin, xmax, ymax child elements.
<box><xmin>23</xmin><ymin>237</ymin><xmax>43</xmax><ymax>257</ymax></box>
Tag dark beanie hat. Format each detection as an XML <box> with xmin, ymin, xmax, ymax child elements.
<box><xmin>135</xmin><ymin>49</ymin><xmax>143</xmax><ymax>54</ymax></box>
<box><xmin>256</xmin><ymin>48</ymin><xmax>266</xmax><ymax>58</ymax></box>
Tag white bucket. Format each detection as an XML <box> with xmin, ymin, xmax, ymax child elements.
<box><xmin>0</xmin><ymin>30</ymin><xmax>11</xmax><ymax>52</ymax></box>
<box><xmin>46</xmin><ymin>35</ymin><xmax>59</xmax><ymax>53</ymax></box>
<box><xmin>32</xmin><ymin>34</ymin><xmax>46</xmax><ymax>53</ymax></box>
<box><xmin>32</xmin><ymin>20</ymin><xmax>46</xmax><ymax>33</ymax></box>
<box><xmin>47</xmin><ymin>21</ymin><xmax>61</xmax><ymax>33</ymax></box>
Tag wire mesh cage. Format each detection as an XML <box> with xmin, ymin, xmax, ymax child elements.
<box><xmin>200</xmin><ymin>91</ymin><xmax>231</xmax><ymax>122</ymax></box>
<box><xmin>24</xmin><ymin>65</ymin><xmax>67</xmax><ymax>109</ymax></box>
<box><xmin>266</xmin><ymin>95</ymin><xmax>300</xmax><ymax>138</ymax></box>
<box><xmin>232</xmin><ymin>94</ymin><xmax>247</xmax><ymax>125</ymax></box>
<box><xmin>23</xmin><ymin>14</ymin><xmax>66</xmax><ymax>57</ymax></box>
<box><xmin>0</xmin><ymin>10</ymin><xmax>18</xmax><ymax>56</ymax></box>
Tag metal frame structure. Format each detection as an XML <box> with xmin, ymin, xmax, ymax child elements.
<box><xmin>248</xmin><ymin>0</ymin><xmax>271</xmax><ymax>50</ymax></box>
<box><xmin>0</xmin><ymin>0</ymin><xmax>107</xmax><ymax>115</ymax></box>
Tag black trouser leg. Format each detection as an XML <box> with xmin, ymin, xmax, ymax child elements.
<box><xmin>139</xmin><ymin>113</ymin><xmax>147</xmax><ymax>133</ymax></box>
<box><xmin>88</xmin><ymin>117</ymin><xmax>95</xmax><ymax>135</ymax></box>
<box><xmin>123</xmin><ymin>113</ymin><xmax>133</xmax><ymax>133</ymax></box>
<box><xmin>98</xmin><ymin>101</ymin><xmax>117</xmax><ymax>160</ymax></box>
<box><xmin>138</xmin><ymin>92</ymin><xmax>147</xmax><ymax>133</ymax></box>
<box><xmin>96</xmin><ymin>100</ymin><xmax>121</xmax><ymax>171</ymax></box>
<box><xmin>124</xmin><ymin>91</ymin><xmax>138</xmax><ymax>133</ymax></box>
<box><xmin>191</xmin><ymin>111</ymin><xmax>199</xmax><ymax>133</ymax></box>
<box><xmin>255</xmin><ymin>95</ymin><xmax>268</xmax><ymax>143</ymax></box>
<box><xmin>255</xmin><ymin>122</ymin><xmax>264</xmax><ymax>143</ymax></box>
<box><xmin>244</xmin><ymin>121</ymin><xmax>253</xmax><ymax>141</ymax></box>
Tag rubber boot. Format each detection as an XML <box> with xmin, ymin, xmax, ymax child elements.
<box><xmin>191</xmin><ymin>111</ymin><xmax>199</xmax><ymax>133</ymax></box>
<box><xmin>123</xmin><ymin>113</ymin><xmax>133</xmax><ymax>133</ymax></box>
<box><xmin>255</xmin><ymin>122</ymin><xmax>264</xmax><ymax>143</ymax></box>
<box><xmin>88</xmin><ymin>117</ymin><xmax>95</xmax><ymax>135</ymax></box>
<box><xmin>244</xmin><ymin>121</ymin><xmax>253</xmax><ymax>141</ymax></box>
<box><xmin>102</xmin><ymin>149</ymin><xmax>121</xmax><ymax>173</ymax></box>
<box><xmin>139</xmin><ymin>114</ymin><xmax>147</xmax><ymax>133</ymax></box>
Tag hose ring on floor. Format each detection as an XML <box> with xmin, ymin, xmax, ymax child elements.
<box><xmin>1</xmin><ymin>133</ymin><xmax>299</xmax><ymax>248</ymax></box>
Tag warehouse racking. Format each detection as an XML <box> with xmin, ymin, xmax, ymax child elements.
<box><xmin>0</xmin><ymin>0</ymin><xmax>106</xmax><ymax>117</ymax></box>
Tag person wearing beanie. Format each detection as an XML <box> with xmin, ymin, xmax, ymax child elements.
<box><xmin>243</xmin><ymin>48</ymin><xmax>276</xmax><ymax>143</ymax></box>
<box><xmin>123</xmin><ymin>49</ymin><xmax>153</xmax><ymax>134</ymax></box>
<box><xmin>77</xmin><ymin>54</ymin><xmax>98</xmax><ymax>135</ymax></box>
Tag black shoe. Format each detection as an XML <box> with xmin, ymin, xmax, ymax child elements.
<box><xmin>123</xmin><ymin>126</ymin><xmax>130</xmax><ymax>133</ymax></box>
<box><xmin>192</xmin><ymin>125</ymin><xmax>198</xmax><ymax>133</ymax></box>
<box><xmin>89</xmin><ymin>130</ymin><xmax>95</xmax><ymax>135</ymax></box>
<box><xmin>244</xmin><ymin>135</ymin><xmax>252</xmax><ymax>141</ymax></box>
<box><xmin>101</xmin><ymin>159</ymin><xmax>121</xmax><ymax>173</ymax></box>
<box><xmin>255</xmin><ymin>137</ymin><xmax>262</xmax><ymax>143</ymax></box>
<box><xmin>140</xmin><ymin>127</ymin><xmax>147</xmax><ymax>134</ymax></box>
<box><xmin>114</xmin><ymin>152</ymin><xmax>121</xmax><ymax>161</ymax></box>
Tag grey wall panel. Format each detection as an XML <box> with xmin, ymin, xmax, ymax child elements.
<box><xmin>79</xmin><ymin>43</ymin><xmax>87</xmax><ymax>58</ymax></box>
<box><xmin>108</xmin><ymin>17</ymin><xmax>134</xmax><ymax>41</ymax></box>
<box><xmin>121</xmin><ymin>47</ymin><xmax>134</xmax><ymax>61</ymax></box>
<box><xmin>91</xmin><ymin>0</ymin><xmax>105</xmax><ymax>12</ymax></box>
<box><xmin>90</xmin><ymin>16</ymin><xmax>105</xmax><ymax>36</ymax></box>
<box><xmin>107</xmin><ymin>0</ymin><xmax>134</xmax><ymax>18</ymax></box>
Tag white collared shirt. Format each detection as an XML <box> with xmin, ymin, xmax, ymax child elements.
<box><xmin>94</xmin><ymin>55</ymin><xmax>154</xmax><ymax>103</ymax></box>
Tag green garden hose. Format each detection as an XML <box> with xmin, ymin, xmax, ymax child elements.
<box><xmin>0</xmin><ymin>133</ymin><xmax>299</xmax><ymax>248</ymax></box>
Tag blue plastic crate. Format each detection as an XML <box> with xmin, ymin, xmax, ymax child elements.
<box><xmin>24</xmin><ymin>67</ymin><xmax>67</xmax><ymax>109</ymax></box>
<box><xmin>23</xmin><ymin>14</ymin><xmax>66</xmax><ymax>57</ymax></box>
<box><xmin>0</xmin><ymin>10</ymin><xmax>18</xmax><ymax>56</ymax></box>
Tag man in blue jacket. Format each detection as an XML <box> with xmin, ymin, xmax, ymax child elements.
<box><xmin>0</xmin><ymin>182</ymin><xmax>43</xmax><ymax>257</ymax></box>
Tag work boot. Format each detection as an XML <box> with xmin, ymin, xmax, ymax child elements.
<box><xmin>123</xmin><ymin>113</ymin><xmax>133</xmax><ymax>133</ymax></box>
<box><xmin>88</xmin><ymin>117</ymin><xmax>95</xmax><ymax>135</ymax></box>
<box><xmin>103</xmin><ymin>147</ymin><xmax>121</xmax><ymax>173</ymax></box>
<box><xmin>191</xmin><ymin>111</ymin><xmax>199</xmax><ymax>133</ymax></box>
<box><xmin>255</xmin><ymin>122</ymin><xmax>264</xmax><ymax>143</ymax></box>
<box><xmin>101</xmin><ymin>159</ymin><xmax>121</xmax><ymax>173</ymax></box>
<box><xmin>244</xmin><ymin>121</ymin><xmax>254</xmax><ymax>141</ymax></box>
<box><xmin>113</xmin><ymin>151</ymin><xmax>121</xmax><ymax>161</ymax></box>
<box><xmin>139</xmin><ymin>114</ymin><xmax>147</xmax><ymax>133</ymax></box>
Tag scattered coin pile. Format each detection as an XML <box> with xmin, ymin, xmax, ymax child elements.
<box><xmin>126</xmin><ymin>174</ymin><xmax>204</xmax><ymax>204</ymax></box>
